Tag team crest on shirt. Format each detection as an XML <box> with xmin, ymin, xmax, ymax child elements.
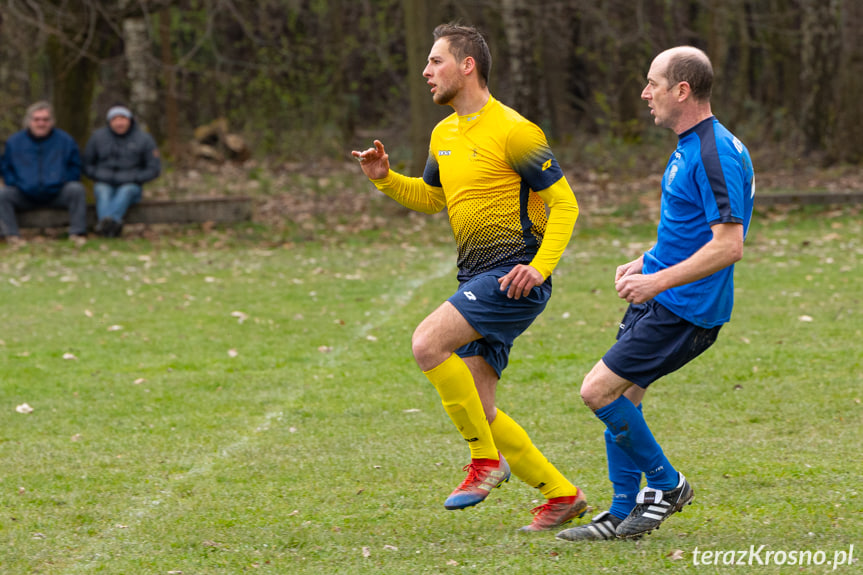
<box><xmin>667</xmin><ymin>163</ymin><xmax>679</xmax><ymax>186</ymax></box>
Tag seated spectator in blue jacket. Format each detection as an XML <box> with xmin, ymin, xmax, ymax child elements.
<box><xmin>83</xmin><ymin>104</ymin><xmax>161</xmax><ymax>237</ymax></box>
<box><xmin>0</xmin><ymin>101</ymin><xmax>87</xmax><ymax>245</ymax></box>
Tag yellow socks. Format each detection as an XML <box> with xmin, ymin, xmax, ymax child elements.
<box><xmin>423</xmin><ymin>354</ymin><xmax>498</xmax><ymax>461</ymax></box>
<box><xmin>490</xmin><ymin>409</ymin><xmax>578</xmax><ymax>499</ymax></box>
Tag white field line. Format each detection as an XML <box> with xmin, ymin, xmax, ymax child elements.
<box><xmin>64</xmin><ymin>256</ymin><xmax>454</xmax><ymax>568</ymax></box>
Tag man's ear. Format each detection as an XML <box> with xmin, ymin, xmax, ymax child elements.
<box><xmin>462</xmin><ymin>56</ymin><xmax>475</xmax><ymax>76</ymax></box>
<box><xmin>676</xmin><ymin>81</ymin><xmax>692</xmax><ymax>102</ymax></box>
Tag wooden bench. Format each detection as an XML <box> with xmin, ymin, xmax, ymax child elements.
<box><xmin>16</xmin><ymin>196</ymin><xmax>253</xmax><ymax>229</ymax></box>
<box><xmin>756</xmin><ymin>191</ymin><xmax>863</xmax><ymax>207</ymax></box>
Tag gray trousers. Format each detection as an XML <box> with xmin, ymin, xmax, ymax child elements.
<box><xmin>0</xmin><ymin>182</ymin><xmax>88</xmax><ymax>236</ymax></box>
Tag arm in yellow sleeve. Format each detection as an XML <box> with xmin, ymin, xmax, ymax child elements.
<box><xmin>371</xmin><ymin>170</ymin><xmax>446</xmax><ymax>214</ymax></box>
<box><xmin>530</xmin><ymin>176</ymin><xmax>579</xmax><ymax>279</ymax></box>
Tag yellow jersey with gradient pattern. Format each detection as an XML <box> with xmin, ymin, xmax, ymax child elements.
<box><xmin>372</xmin><ymin>96</ymin><xmax>578</xmax><ymax>282</ymax></box>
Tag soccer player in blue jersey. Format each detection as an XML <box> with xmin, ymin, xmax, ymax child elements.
<box><xmin>352</xmin><ymin>24</ymin><xmax>586</xmax><ymax>531</ymax></box>
<box><xmin>557</xmin><ymin>46</ymin><xmax>754</xmax><ymax>541</ymax></box>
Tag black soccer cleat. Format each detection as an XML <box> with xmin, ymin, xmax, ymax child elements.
<box><xmin>615</xmin><ymin>474</ymin><xmax>694</xmax><ymax>538</ymax></box>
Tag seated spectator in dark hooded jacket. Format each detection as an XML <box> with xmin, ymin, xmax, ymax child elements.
<box><xmin>0</xmin><ymin>101</ymin><xmax>87</xmax><ymax>245</ymax></box>
<box><xmin>83</xmin><ymin>105</ymin><xmax>161</xmax><ymax>237</ymax></box>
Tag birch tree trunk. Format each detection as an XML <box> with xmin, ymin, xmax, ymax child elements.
<box><xmin>122</xmin><ymin>7</ymin><xmax>158</xmax><ymax>132</ymax></box>
<box><xmin>501</xmin><ymin>0</ymin><xmax>539</xmax><ymax>122</ymax></box>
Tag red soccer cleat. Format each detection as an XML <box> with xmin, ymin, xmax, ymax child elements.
<box><xmin>444</xmin><ymin>453</ymin><xmax>511</xmax><ymax>510</ymax></box>
<box><xmin>519</xmin><ymin>489</ymin><xmax>588</xmax><ymax>532</ymax></box>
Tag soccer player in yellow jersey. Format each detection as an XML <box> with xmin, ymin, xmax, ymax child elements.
<box><xmin>352</xmin><ymin>23</ymin><xmax>585</xmax><ymax>531</ymax></box>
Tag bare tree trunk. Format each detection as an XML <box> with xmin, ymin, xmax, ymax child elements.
<box><xmin>540</xmin><ymin>2</ymin><xmax>574</xmax><ymax>142</ymax></box>
<box><xmin>122</xmin><ymin>9</ymin><xmax>158</xmax><ymax>132</ymax></box>
<box><xmin>403</xmin><ymin>0</ymin><xmax>440</xmax><ymax>176</ymax></box>
<box><xmin>160</xmin><ymin>8</ymin><xmax>179</xmax><ymax>159</ymax></box>
<box><xmin>834</xmin><ymin>0</ymin><xmax>863</xmax><ymax>162</ymax></box>
<box><xmin>47</xmin><ymin>35</ymin><xmax>98</xmax><ymax>148</ymax></box>
<box><xmin>800</xmin><ymin>0</ymin><xmax>840</xmax><ymax>155</ymax></box>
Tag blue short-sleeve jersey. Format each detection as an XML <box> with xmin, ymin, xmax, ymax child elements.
<box><xmin>643</xmin><ymin>117</ymin><xmax>754</xmax><ymax>327</ymax></box>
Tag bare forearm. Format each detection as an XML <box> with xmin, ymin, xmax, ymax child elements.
<box><xmin>616</xmin><ymin>223</ymin><xmax>743</xmax><ymax>304</ymax></box>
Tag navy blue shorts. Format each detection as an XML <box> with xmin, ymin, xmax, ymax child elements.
<box><xmin>602</xmin><ymin>299</ymin><xmax>721</xmax><ymax>388</ymax></box>
<box><xmin>448</xmin><ymin>267</ymin><xmax>552</xmax><ymax>377</ymax></box>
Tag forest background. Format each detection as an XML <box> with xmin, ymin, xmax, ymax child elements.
<box><xmin>0</xmin><ymin>0</ymin><xmax>860</xmax><ymax>185</ymax></box>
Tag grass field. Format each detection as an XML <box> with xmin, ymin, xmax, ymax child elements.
<box><xmin>1</xmin><ymin>204</ymin><xmax>860</xmax><ymax>574</ymax></box>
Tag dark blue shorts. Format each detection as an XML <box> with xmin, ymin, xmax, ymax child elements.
<box><xmin>448</xmin><ymin>267</ymin><xmax>552</xmax><ymax>377</ymax></box>
<box><xmin>602</xmin><ymin>299</ymin><xmax>721</xmax><ymax>388</ymax></box>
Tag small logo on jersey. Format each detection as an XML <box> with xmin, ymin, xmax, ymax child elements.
<box><xmin>542</xmin><ymin>159</ymin><xmax>553</xmax><ymax>171</ymax></box>
<box><xmin>733</xmin><ymin>137</ymin><xmax>743</xmax><ymax>153</ymax></box>
<box><xmin>667</xmin><ymin>164</ymin><xmax>679</xmax><ymax>186</ymax></box>
<box><xmin>675</xmin><ymin>152</ymin><xmax>682</xmax><ymax>159</ymax></box>
<box><xmin>619</xmin><ymin>322</ymin><xmax>626</xmax><ymax>330</ymax></box>
<box><xmin>439</xmin><ymin>150</ymin><xmax>451</xmax><ymax>156</ymax></box>
<box><xmin>465</xmin><ymin>114</ymin><xmax>480</xmax><ymax>122</ymax></box>
<box><xmin>463</xmin><ymin>291</ymin><xmax>477</xmax><ymax>301</ymax></box>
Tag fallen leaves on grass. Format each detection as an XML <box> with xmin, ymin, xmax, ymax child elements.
<box><xmin>108</xmin><ymin>325</ymin><xmax>124</xmax><ymax>331</ymax></box>
<box><xmin>667</xmin><ymin>549</ymin><xmax>685</xmax><ymax>561</ymax></box>
<box><xmin>318</xmin><ymin>345</ymin><xmax>333</xmax><ymax>353</ymax></box>
<box><xmin>362</xmin><ymin>546</ymin><xmax>371</xmax><ymax>558</ymax></box>
<box><xmin>63</xmin><ymin>352</ymin><xmax>78</xmax><ymax>360</ymax></box>
<box><xmin>798</xmin><ymin>315</ymin><xmax>814</xmax><ymax>322</ymax></box>
<box><xmin>228</xmin><ymin>349</ymin><xmax>239</xmax><ymax>358</ymax></box>
<box><xmin>16</xmin><ymin>403</ymin><xmax>34</xmax><ymax>414</ymax></box>
<box><xmin>231</xmin><ymin>310</ymin><xmax>249</xmax><ymax>323</ymax></box>
<box><xmin>134</xmin><ymin>378</ymin><xmax>146</xmax><ymax>385</ymax></box>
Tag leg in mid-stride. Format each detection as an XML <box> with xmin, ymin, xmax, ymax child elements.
<box><xmin>559</xmin><ymin>299</ymin><xmax>717</xmax><ymax>541</ymax></box>
<box><xmin>414</xmin><ymin>269</ymin><xmax>587</xmax><ymax>530</ymax></box>
<box><xmin>413</xmin><ymin>300</ymin><xmax>510</xmax><ymax>511</ymax></box>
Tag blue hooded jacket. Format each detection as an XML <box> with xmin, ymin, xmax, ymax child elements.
<box><xmin>1</xmin><ymin>128</ymin><xmax>82</xmax><ymax>201</ymax></box>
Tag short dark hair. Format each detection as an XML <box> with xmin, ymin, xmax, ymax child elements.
<box><xmin>665</xmin><ymin>49</ymin><xmax>713</xmax><ymax>101</ymax></box>
<box><xmin>433</xmin><ymin>23</ymin><xmax>492</xmax><ymax>88</ymax></box>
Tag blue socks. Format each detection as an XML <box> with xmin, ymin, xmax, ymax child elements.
<box><xmin>604</xmin><ymin>405</ymin><xmax>644</xmax><ymax>520</ymax></box>
<box><xmin>596</xmin><ymin>395</ymin><xmax>678</xmax><ymax>514</ymax></box>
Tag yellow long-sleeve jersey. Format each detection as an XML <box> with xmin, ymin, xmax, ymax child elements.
<box><xmin>372</xmin><ymin>96</ymin><xmax>578</xmax><ymax>282</ymax></box>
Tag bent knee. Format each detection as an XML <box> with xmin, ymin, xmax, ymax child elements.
<box><xmin>63</xmin><ymin>182</ymin><xmax>86</xmax><ymax>197</ymax></box>
<box><xmin>580</xmin><ymin>373</ymin><xmax>617</xmax><ymax>412</ymax></box>
<box><xmin>411</xmin><ymin>328</ymin><xmax>438</xmax><ymax>371</ymax></box>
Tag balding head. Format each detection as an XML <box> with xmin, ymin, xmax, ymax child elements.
<box><xmin>655</xmin><ymin>46</ymin><xmax>713</xmax><ymax>101</ymax></box>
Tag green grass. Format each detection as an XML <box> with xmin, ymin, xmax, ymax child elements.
<box><xmin>1</xmin><ymin>207</ymin><xmax>861</xmax><ymax>574</ymax></box>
